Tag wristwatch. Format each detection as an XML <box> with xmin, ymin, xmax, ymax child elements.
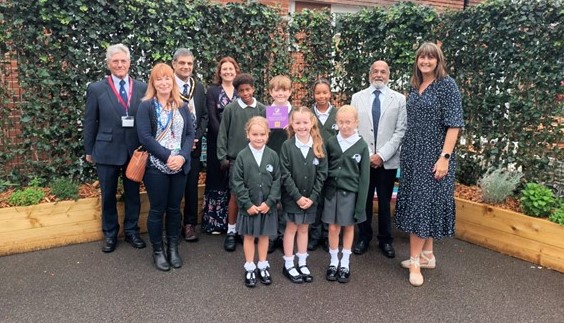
<box><xmin>440</xmin><ymin>152</ymin><xmax>451</xmax><ymax>160</ymax></box>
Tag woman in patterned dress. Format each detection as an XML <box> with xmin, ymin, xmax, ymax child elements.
<box><xmin>201</xmin><ymin>57</ymin><xmax>241</xmax><ymax>234</ymax></box>
<box><xmin>394</xmin><ymin>42</ymin><xmax>464</xmax><ymax>286</ymax></box>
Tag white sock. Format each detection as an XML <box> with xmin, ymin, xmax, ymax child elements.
<box><xmin>296</xmin><ymin>252</ymin><xmax>309</xmax><ymax>274</ymax></box>
<box><xmin>283</xmin><ymin>255</ymin><xmax>299</xmax><ymax>276</ymax></box>
<box><xmin>257</xmin><ymin>260</ymin><xmax>269</xmax><ymax>270</ymax></box>
<box><xmin>244</xmin><ymin>262</ymin><xmax>256</xmax><ymax>272</ymax></box>
<box><xmin>329</xmin><ymin>248</ymin><xmax>339</xmax><ymax>267</ymax></box>
<box><xmin>227</xmin><ymin>224</ymin><xmax>237</xmax><ymax>234</ymax></box>
<box><xmin>341</xmin><ymin>249</ymin><xmax>352</xmax><ymax>269</ymax></box>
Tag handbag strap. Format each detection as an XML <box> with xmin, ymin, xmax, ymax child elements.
<box><xmin>155</xmin><ymin>108</ymin><xmax>174</xmax><ymax>142</ymax></box>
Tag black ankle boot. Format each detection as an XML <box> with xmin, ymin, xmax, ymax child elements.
<box><xmin>167</xmin><ymin>240</ymin><xmax>183</xmax><ymax>268</ymax></box>
<box><xmin>152</xmin><ymin>243</ymin><xmax>170</xmax><ymax>271</ymax></box>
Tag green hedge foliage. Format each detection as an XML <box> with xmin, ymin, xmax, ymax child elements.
<box><xmin>0</xmin><ymin>0</ymin><xmax>562</xmax><ymax>188</ymax></box>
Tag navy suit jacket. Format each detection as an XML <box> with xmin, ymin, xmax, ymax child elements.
<box><xmin>136</xmin><ymin>99</ymin><xmax>195</xmax><ymax>175</ymax></box>
<box><xmin>84</xmin><ymin>77</ymin><xmax>147</xmax><ymax>166</ymax></box>
<box><xmin>184</xmin><ymin>80</ymin><xmax>208</xmax><ymax>158</ymax></box>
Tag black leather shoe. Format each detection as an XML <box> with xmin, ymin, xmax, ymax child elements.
<box><xmin>379</xmin><ymin>243</ymin><xmax>396</xmax><ymax>258</ymax></box>
<box><xmin>297</xmin><ymin>265</ymin><xmax>313</xmax><ymax>283</ymax></box>
<box><xmin>353</xmin><ymin>240</ymin><xmax>369</xmax><ymax>255</ymax></box>
<box><xmin>125</xmin><ymin>234</ymin><xmax>146</xmax><ymax>249</ymax></box>
<box><xmin>267</xmin><ymin>239</ymin><xmax>277</xmax><ymax>254</ymax></box>
<box><xmin>326</xmin><ymin>265</ymin><xmax>338</xmax><ymax>281</ymax></box>
<box><xmin>307</xmin><ymin>239</ymin><xmax>319</xmax><ymax>251</ymax></box>
<box><xmin>283</xmin><ymin>266</ymin><xmax>303</xmax><ymax>284</ymax></box>
<box><xmin>337</xmin><ymin>267</ymin><xmax>351</xmax><ymax>283</ymax></box>
<box><xmin>258</xmin><ymin>267</ymin><xmax>272</xmax><ymax>285</ymax></box>
<box><xmin>224</xmin><ymin>232</ymin><xmax>237</xmax><ymax>252</ymax></box>
<box><xmin>102</xmin><ymin>237</ymin><xmax>117</xmax><ymax>253</ymax></box>
<box><xmin>245</xmin><ymin>270</ymin><xmax>257</xmax><ymax>288</ymax></box>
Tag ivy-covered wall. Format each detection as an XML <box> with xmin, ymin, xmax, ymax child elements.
<box><xmin>0</xmin><ymin>0</ymin><xmax>562</xmax><ymax>189</ymax></box>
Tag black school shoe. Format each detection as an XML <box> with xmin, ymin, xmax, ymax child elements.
<box><xmin>224</xmin><ymin>232</ymin><xmax>237</xmax><ymax>252</ymax></box>
<box><xmin>337</xmin><ymin>267</ymin><xmax>351</xmax><ymax>283</ymax></box>
<box><xmin>245</xmin><ymin>270</ymin><xmax>257</xmax><ymax>288</ymax></box>
<box><xmin>258</xmin><ymin>267</ymin><xmax>272</xmax><ymax>285</ymax></box>
<box><xmin>326</xmin><ymin>265</ymin><xmax>338</xmax><ymax>281</ymax></box>
<box><xmin>297</xmin><ymin>265</ymin><xmax>313</xmax><ymax>283</ymax></box>
<box><xmin>283</xmin><ymin>266</ymin><xmax>304</xmax><ymax>284</ymax></box>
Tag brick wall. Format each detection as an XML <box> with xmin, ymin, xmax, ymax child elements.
<box><xmin>0</xmin><ymin>53</ymin><xmax>23</xmax><ymax>166</ymax></box>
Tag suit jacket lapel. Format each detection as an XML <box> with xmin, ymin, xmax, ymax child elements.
<box><xmin>104</xmin><ymin>78</ymin><xmax>126</xmax><ymax>118</ymax></box>
<box><xmin>380</xmin><ymin>90</ymin><xmax>393</xmax><ymax>116</ymax></box>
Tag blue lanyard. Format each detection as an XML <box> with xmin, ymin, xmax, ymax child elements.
<box><xmin>154</xmin><ymin>98</ymin><xmax>173</xmax><ymax>132</ymax></box>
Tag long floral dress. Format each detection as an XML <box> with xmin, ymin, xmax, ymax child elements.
<box><xmin>394</xmin><ymin>76</ymin><xmax>464</xmax><ymax>239</ymax></box>
<box><xmin>201</xmin><ymin>85</ymin><xmax>238</xmax><ymax>233</ymax></box>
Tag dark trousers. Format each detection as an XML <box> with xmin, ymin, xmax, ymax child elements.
<box><xmin>309</xmin><ymin>198</ymin><xmax>328</xmax><ymax>242</ymax></box>
<box><xmin>144</xmin><ymin>167</ymin><xmax>187</xmax><ymax>245</ymax></box>
<box><xmin>183</xmin><ymin>156</ymin><xmax>201</xmax><ymax>226</ymax></box>
<box><xmin>358</xmin><ymin>167</ymin><xmax>397</xmax><ymax>244</ymax></box>
<box><xmin>96</xmin><ymin>163</ymin><xmax>140</xmax><ymax>239</ymax></box>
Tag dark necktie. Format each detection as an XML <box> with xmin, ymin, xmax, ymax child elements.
<box><xmin>372</xmin><ymin>89</ymin><xmax>381</xmax><ymax>146</ymax></box>
<box><xmin>183</xmin><ymin>84</ymin><xmax>189</xmax><ymax>96</ymax></box>
<box><xmin>119</xmin><ymin>79</ymin><xmax>128</xmax><ymax>106</ymax></box>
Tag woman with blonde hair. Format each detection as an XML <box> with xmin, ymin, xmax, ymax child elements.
<box><xmin>137</xmin><ymin>63</ymin><xmax>195</xmax><ymax>271</ymax></box>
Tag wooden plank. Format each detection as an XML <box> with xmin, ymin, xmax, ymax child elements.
<box><xmin>456</xmin><ymin>198</ymin><xmax>564</xmax><ymax>249</ymax></box>
<box><xmin>0</xmin><ymin>188</ymin><xmax>203</xmax><ymax>256</ymax></box>
<box><xmin>456</xmin><ymin>220</ymin><xmax>564</xmax><ymax>273</ymax></box>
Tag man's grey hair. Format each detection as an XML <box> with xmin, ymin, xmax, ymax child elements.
<box><xmin>173</xmin><ymin>48</ymin><xmax>194</xmax><ymax>61</ymax></box>
<box><xmin>106</xmin><ymin>43</ymin><xmax>130</xmax><ymax>61</ymax></box>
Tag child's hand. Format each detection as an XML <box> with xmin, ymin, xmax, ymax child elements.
<box><xmin>257</xmin><ymin>202</ymin><xmax>270</xmax><ymax>214</ymax></box>
<box><xmin>247</xmin><ymin>205</ymin><xmax>260</xmax><ymax>216</ymax></box>
<box><xmin>301</xmin><ymin>197</ymin><xmax>313</xmax><ymax>209</ymax></box>
<box><xmin>296</xmin><ymin>196</ymin><xmax>308</xmax><ymax>209</ymax></box>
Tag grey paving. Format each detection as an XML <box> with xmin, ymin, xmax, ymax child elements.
<box><xmin>1</xmin><ymin>229</ymin><xmax>563</xmax><ymax>323</ymax></box>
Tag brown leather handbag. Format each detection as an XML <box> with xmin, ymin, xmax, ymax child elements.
<box><xmin>126</xmin><ymin>120</ymin><xmax>171</xmax><ymax>182</ymax></box>
<box><xmin>125</xmin><ymin>146</ymin><xmax>148</xmax><ymax>183</ymax></box>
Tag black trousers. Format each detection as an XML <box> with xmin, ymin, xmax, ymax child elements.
<box><xmin>96</xmin><ymin>163</ymin><xmax>140</xmax><ymax>239</ymax></box>
<box><xmin>144</xmin><ymin>167</ymin><xmax>187</xmax><ymax>245</ymax></box>
<box><xmin>358</xmin><ymin>167</ymin><xmax>397</xmax><ymax>244</ymax></box>
<box><xmin>183</xmin><ymin>156</ymin><xmax>201</xmax><ymax>226</ymax></box>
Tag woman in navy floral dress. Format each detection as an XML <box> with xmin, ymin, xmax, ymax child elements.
<box><xmin>395</xmin><ymin>42</ymin><xmax>464</xmax><ymax>287</ymax></box>
<box><xmin>202</xmin><ymin>57</ymin><xmax>240</xmax><ymax>234</ymax></box>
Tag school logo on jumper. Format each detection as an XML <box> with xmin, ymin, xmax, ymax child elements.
<box><xmin>331</xmin><ymin>124</ymin><xmax>338</xmax><ymax>130</ymax></box>
<box><xmin>313</xmin><ymin>158</ymin><xmax>319</xmax><ymax>165</ymax></box>
<box><xmin>352</xmin><ymin>154</ymin><xmax>361</xmax><ymax>163</ymax></box>
<box><xmin>266</xmin><ymin>164</ymin><xmax>273</xmax><ymax>172</ymax></box>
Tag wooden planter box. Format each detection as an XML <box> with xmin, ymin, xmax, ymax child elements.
<box><xmin>0</xmin><ymin>185</ymin><xmax>204</xmax><ymax>256</ymax></box>
<box><xmin>455</xmin><ymin>197</ymin><xmax>564</xmax><ymax>273</ymax></box>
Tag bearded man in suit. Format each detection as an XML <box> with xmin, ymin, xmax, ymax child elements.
<box><xmin>351</xmin><ymin>60</ymin><xmax>407</xmax><ymax>258</ymax></box>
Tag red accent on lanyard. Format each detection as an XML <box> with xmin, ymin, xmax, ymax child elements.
<box><xmin>108</xmin><ymin>76</ymin><xmax>133</xmax><ymax>113</ymax></box>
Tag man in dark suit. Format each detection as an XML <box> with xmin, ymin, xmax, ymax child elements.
<box><xmin>172</xmin><ymin>48</ymin><xmax>208</xmax><ymax>242</ymax></box>
<box><xmin>84</xmin><ymin>43</ymin><xmax>148</xmax><ymax>253</ymax></box>
<box><xmin>351</xmin><ymin>60</ymin><xmax>407</xmax><ymax>258</ymax></box>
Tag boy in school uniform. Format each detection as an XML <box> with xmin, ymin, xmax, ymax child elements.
<box><xmin>217</xmin><ymin>73</ymin><xmax>266</xmax><ymax>252</ymax></box>
<box><xmin>265</xmin><ymin>75</ymin><xmax>293</xmax><ymax>253</ymax></box>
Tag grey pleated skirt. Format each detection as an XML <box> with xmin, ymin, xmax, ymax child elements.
<box><xmin>236</xmin><ymin>211</ymin><xmax>278</xmax><ymax>237</ymax></box>
<box><xmin>322</xmin><ymin>190</ymin><xmax>358</xmax><ymax>226</ymax></box>
<box><xmin>283</xmin><ymin>210</ymin><xmax>316</xmax><ymax>225</ymax></box>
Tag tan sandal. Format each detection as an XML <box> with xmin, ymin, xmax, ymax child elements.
<box><xmin>409</xmin><ymin>256</ymin><xmax>424</xmax><ymax>287</ymax></box>
<box><xmin>401</xmin><ymin>250</ymin><xmax>436</xmax><ymax>269</ymax></box>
